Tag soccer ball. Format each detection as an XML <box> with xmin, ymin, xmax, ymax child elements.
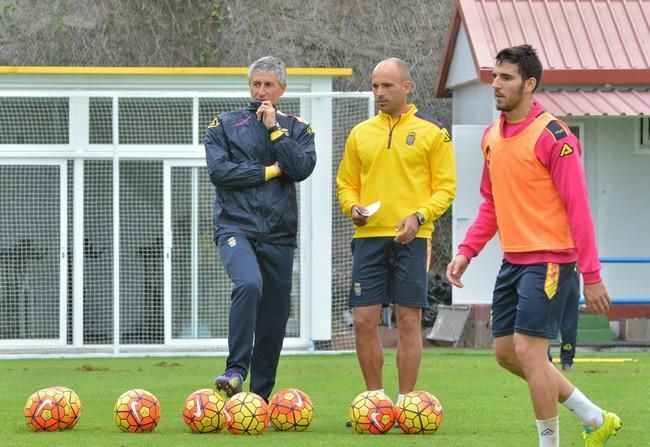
<box><xmin>395</xmin><ymin>390</ymin><xmax>443</xmax><ymax>434</ymax></box>
<box><xmin>114</xmin><ymin>388</ymin><xmax>161</xmax><ymax>432</ymax></box>
<box><xmin>224</xmin><ymin>391</ymin><xmax>269</xmax><ymax>435</ymax></box>
<box><xmin>268</xmin><ymin>387</ymin><xmax>313</xmax><ymax>431</ymax></box>
<box><xmin>24</xmin><ymin>387</ymin><xmax>70</xmax><ymax>431</ymax></box>
<box><xmin>182</xmin><ymin>388</ymin><xmax>226</xmax><ymax>433</ymax></box>
<box><xmin>348</xmin><ymin>390</ymin><xmax>395</xmax><ymax>434</ymax></box>
<box><xmin>52</xmin><ymin>386</ymin><xmax>82</xmax><ymax>429</ymax></box>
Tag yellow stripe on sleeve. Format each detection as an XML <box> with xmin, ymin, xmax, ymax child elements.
<box><xmin>269</xmin><ymin>130</ymin><xmax>285</xmax><ymax>141</ymax></box>
<box><xmin>264</xmin><ymin>165</ymin><xmax>281</xmax><ymax>181</ymax></box>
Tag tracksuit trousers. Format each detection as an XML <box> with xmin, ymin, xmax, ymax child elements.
<box><xmin>217</xmin><ymin>233</ymin><xmax>294</xmax><ymax>401</ymax></box>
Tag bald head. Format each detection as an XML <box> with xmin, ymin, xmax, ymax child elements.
<box><xmin>373</xmin><ymin>58</ymin><xmax>412</xmax><ymax>83</ymax></box>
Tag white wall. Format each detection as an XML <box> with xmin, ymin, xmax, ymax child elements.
<box><xmin>450</xmin><ymin>83</ymin><xmax>501</xmax><ymax>304</ymax></box>
<box><xmin>452</xmin><ymin>82</ymin><xmax>497</xmax><ymax>125</ymax></box>
<box><xmin>451</xmin><ymin>124</ymin><xmax>501</xmax><ymax>304</ymax></box>
<box><xmin>446</xmin><ymin>25</ymin><xmax>478</xmax><ymax>89</ymax></box>
<box><xmin>585</xmin><ymin>117</ymin><xmax>650</xmax><ymax>301</ymax></box>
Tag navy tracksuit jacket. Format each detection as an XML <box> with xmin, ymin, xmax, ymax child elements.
<box><xmin>205</xmin><ymin>102</ymin><xmax>316</xmax><ymax>400</ymax></box>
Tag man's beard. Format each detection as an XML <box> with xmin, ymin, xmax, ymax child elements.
<box><xmin>495</xmin><ymin>85</ymin><xmax>525</xmax><ymax>112</ymax></box>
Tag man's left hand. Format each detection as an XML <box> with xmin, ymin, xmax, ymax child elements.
<box><xmin>583</xmin><ymin>281</ymin><xmax>611</xmax><ymax>315</ymax></box>
<box><xmin>394</xmin><ymin>214</ymin><xmax>419</xmax><ymax>245</ymax></box>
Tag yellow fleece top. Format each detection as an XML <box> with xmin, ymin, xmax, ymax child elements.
<box><xmin>336</xmin><ymin>105</ymin><xmax>456</xmax><ymax>238</ymax></box>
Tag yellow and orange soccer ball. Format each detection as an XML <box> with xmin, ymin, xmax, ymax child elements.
<box><xmin>395</xmin><ymin>390</ymin><xmax>444</xmax><ymax>434</ymax></box>
<box><xmin>113</xmin><ymin>388</ymin><xmax>160</xmax><ymax>432</ymax></box>
<box><xmin>268</xmin><ymin>387</ymin><xmax>313</xmax><ymax>431</ymax></box>
<box><xmin>24</xmin><ymin>386</ymin><xmax>83</xmax><ymax>431</ymax></box>
<box><xmin>24</xmin><ymin>387</ymin><xmax>70</xmax><ymax>431</ymax></box>
<box><xmin>224</xmin><ymin>391</ymin><xmax>269</xmax><ymax>435</ymax></box>
<box><xmin>348</xmin><ymin>390</ymin><xmax>395</xmax><ymax>434</ymax></box>
<box><xmin>182</xmin><ymin>388</ymin><xmax>226</xmax><ymax>433</ymax></box>
<box><xmin>52</xmin><ymin>386</ymin><xmax>83</xmax><ymax>429</ymax></box>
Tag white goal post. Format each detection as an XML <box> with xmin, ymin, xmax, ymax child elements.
<box><xmin>0</xmin><ymin>88</ymin><xmax>373</xmax><ymax>355</ymax></box>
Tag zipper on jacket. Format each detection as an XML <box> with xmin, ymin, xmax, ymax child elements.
<box><xmin>387</xmin><ymin>115</ymin><xmax>401</xmax><ymax>149</ymax></box>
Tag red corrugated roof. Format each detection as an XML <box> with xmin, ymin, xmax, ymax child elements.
<box><xmin>535</xmin><ymin>89</ymin><xmax>650</xmax><ymax>116</ymax></box>
<box><xmin>436</xmin><ymin>0</ymin><xmax>650</xmax><ymax>97</ymax></box>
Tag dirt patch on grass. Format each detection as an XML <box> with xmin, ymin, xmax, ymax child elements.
<box><xmin>75</xmin><ymin>363</ymin><xmax>110</xmax><ymax>372</ymax></box>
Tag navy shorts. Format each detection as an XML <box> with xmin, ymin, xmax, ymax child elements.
<box><xmin>348</xmin><ymin>237</ymin><xmax>430</xmax><ymax>308</ymax></box>
<box><xmin>491</xmin><ymin>261</ymin><xmax>579</xmax><ymax>339</ymax></box>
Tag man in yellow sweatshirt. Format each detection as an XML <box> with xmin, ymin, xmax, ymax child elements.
<box><xmin>336</xmin><ymin>57</ymin><xmax>456</xmax><ymax>407</ymax></box>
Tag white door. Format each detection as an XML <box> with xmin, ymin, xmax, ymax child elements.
<box><xmin>163</xmin><ymin>160</ymin><xmax>306</xmax><ymax>348</ymax></box>
<box><xmin>0</xmin><ymin>160</ymin><xmax>67</xmax><ymax>346</ymax></box>
<box><xmin>163</xmin><ymin>160</ymin><xmax>230</xmax><ymax>346</ymax></box>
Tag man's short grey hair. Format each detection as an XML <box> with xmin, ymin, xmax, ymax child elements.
<box><xmin>248</xmin><ymin>56</ymin><xmax>287</xmax><ymax>87</ymax></box>
<box><xmin>384</xmin><ymin>57</ymin><xmax>413</xmax><ymax>82</ymax></box>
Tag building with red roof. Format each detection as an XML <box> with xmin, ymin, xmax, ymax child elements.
<box><xmin>435</xmin><ymin>0</ymin><xmax>650</xmax><ymax>329</ymax></box>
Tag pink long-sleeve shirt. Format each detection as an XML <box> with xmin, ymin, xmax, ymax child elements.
<box><xmin>457</xmin><ymin>103</ymin><xmax>602</xmax><ymax>284</ymax></box>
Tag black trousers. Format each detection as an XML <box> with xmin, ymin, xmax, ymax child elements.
<box><xmin>548</xmin><ymin>281</ymin><xmax>579</xmax><ymax>365</ymax></box>
<box><xmin>217</xmin><ymin>233</ymin><xmax>294</xmax><ymax>401</ymax></box>
<box><xmin>558</xmin><ymin>288</ymin><xmax>579</xmax><ymax>365</ymax></box>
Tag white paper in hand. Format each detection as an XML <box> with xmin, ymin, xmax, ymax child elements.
<box><xmin>360</xmin><ymin>201</ymin><xmax>381</xmax><ymax>217</ymax></box>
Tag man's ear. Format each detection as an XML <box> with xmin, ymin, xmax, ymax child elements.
<box><xmin>524</xmin><ymin>77</ymin><xmax>537</xmax><ymax>93</ymax></box>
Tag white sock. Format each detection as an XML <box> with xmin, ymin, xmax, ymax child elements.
<box><xmin>536</xmin><ymin>416</ymin><xmax>559</xmax><ymax>447</ymax></box>
<box><xmin>562</xmin><ymin>388</ymin><xmax>604</xmax><ymax>428</ymax></box>
<box><xmin>396</xmin><ymin>393</ymin><xmax>405</xmax><ymax>404</ymax></box>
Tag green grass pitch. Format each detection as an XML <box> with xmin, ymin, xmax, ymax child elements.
<box><xmin>1</xmin><ymin>349</ymin><xmax>646</xmax><ymax>446</ymax></box>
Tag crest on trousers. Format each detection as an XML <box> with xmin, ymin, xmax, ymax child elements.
<box><xmin>406</xmin><ymin>131</ymin><xmax>416</xmax><ymax>146</ymax></box>
<box><xmin>227</xmin><ymin>236</ymin><xmax>237</xmax><ymax>248</ymax></box>
<box><xmin>353</xmin><ymin>282</ymin><xmax>362</xmax><ymax>297</ymax></box>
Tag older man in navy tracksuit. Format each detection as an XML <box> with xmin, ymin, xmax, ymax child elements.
<box><xmin>205</xmin><ymin>56</ymin><xmax>316</xmax><ymax>401</ymax></box>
